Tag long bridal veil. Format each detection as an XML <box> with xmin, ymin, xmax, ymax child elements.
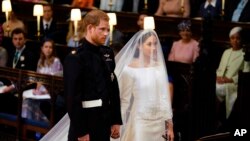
<box><xmin>40</xmin><ymin>114</ymin><xmax>70</xmax><ymax>141</ymax></box>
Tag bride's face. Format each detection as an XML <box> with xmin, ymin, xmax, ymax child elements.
<box><xmin>141</xmin><ymin>35</ymin><xmax>158</xmax><ymax>59</ymax></box>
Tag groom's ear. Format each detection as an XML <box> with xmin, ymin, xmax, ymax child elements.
<box><xmin>87</xmin><ymin>24</ymin><xmax>94</xmax><ymax>32</ymax></box>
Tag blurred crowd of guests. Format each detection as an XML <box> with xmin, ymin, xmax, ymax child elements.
<box><xmin>10</xmin><ymin>0</ymin><xmax>250</xmax><ymax>22</ymax></box>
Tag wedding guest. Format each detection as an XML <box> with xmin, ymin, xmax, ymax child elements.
<box><xmin>168</xmin><ymin>20</ymin><xmax>199</xmax><ymax>64</ymax></box>
<box><xmin>22</xmin><ymin>39</ymin><xmax>63</xmax><ymax>122</ymax></box>
<box><xmin>216</xmin><ymin>27</ymin><xmax>247</xmax><ymax>119</ymax></box>
<box><xmin>155</xmin><ymin>0</ymin><xmax>190</xmax><ymax>18</ymax></box>
<box><xmin>7</xmin><ymin>28</ymin><xmax>38</xmax><ymax>71</ymax></box>
<box><xmin>225</xmin><ymin>0</ymin><xmax>250</xmax><ymax>22</ymax></box>
<box><xmin>199</xmin><ymin>0</ymin><xmax>222</xmax><ymax>20</ymax></box>
<box><xmin>40</xmin><ymin>5</ymin><xmax>57</xmax><ymax>40</ymax></box>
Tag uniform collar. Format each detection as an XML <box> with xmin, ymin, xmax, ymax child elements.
<box><xmin>82</xmin><ymin>38</ymin><xmax>101</xmax><ymax>53</ymax></box>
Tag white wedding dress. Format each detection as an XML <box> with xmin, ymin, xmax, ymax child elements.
<box><xmin>113</xmin><ymin>66</ymin><xmax>172</xmax><ymax>141</ymax></box>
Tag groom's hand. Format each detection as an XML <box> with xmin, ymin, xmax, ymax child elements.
<box><xmin>111</xmin><ymin>124</ymin><xmax>120</xmax><ymax>139</ymax></box>
<box><xmin>78</xmin><ymin>134</ymin><xmax>89</xmax><ymax>141</ymax></box>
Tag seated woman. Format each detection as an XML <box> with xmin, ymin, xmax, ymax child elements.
<box><xmin>168</xmin><ymin>20</ymin><xmax>199</xmax><ymax>64</ymax></box>
<box><xmin>216</xmin><ymin>27</ymin><xmax>247</xmax><ymax>119</ymax></box>
<box><xmin>22</xmin><ymin>39</ymin><xmax>63</xmax><ymax>122</ymax></box>
<box><xmin>155</xmin><ymin>0</ymin><xmax>190</xmax><ymax>18</ymax></box>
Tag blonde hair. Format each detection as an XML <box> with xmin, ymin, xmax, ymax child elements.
<box><xmin>66</xmin><ymin>19</ymin><xmax>86</xmax><ymax>42</ymax></box>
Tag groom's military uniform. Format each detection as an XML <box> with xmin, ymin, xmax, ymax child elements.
<box><xmin>64</xmin><ymin>39</ymin><xmax>122</xmax><ymax>141</ymax></box>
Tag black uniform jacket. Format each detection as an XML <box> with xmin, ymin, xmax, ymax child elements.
<box><xmin>64</xmin><ymin>39</ymin><xmax>122</xmax><ymax>140</ymax></box>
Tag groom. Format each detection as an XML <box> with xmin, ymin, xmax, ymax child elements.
<box><xmin>64</xmin><ymin>9</ymin><xmax>122</xmax><ymax>141</ymax></box>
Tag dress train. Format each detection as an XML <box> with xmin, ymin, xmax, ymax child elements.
<box><xmin>40</xmin><ymin>113</ymin><xmax>70</xmax><ymax>141</ymax></box>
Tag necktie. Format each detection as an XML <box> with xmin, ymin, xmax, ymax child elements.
<box><xmin>45</xmin><ymin>24</ymin><xmax>49</xmax><ymax>33</ymax></box>
<box><xmin>13</xmin><ymin>51</ymin><xmax>19</xmax><ymax>64</ymax></box>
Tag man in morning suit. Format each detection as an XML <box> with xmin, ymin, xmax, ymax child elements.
<box><xmin>64</xmin><ymin>9</ymin><xmax>122</xmax><ymax>141</ymax></box>
<box><xmin>40</xmin><ymin>4</ymin><xmax>57</xmax><ymax>40</ymax></box>
<box><xmin>7</xmin><ymin>28</ymin><xmax>37</xmax><ymax>71</ymax></box>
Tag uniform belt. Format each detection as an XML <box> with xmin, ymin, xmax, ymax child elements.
<box><xmin>82</xmin><ymin>99</ymin><xmax>102</xmax><ymax>108</ymax></box>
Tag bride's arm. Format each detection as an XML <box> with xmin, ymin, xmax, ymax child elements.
<box><xmin>119</xmin><ymin>68</ymin><xmax>134</xmax><ymax>125</ymax></box>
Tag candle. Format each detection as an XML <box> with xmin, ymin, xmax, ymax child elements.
<box><xmin>2</xmin><ymin>0</ymin><xmax>12</xmax><ymax>24</ymax></box>
<box><xmin>222</xmin><ymin>0</ymin><xmax>225</xmax><ymax>10</ymax></box>
<box><xmin>181</xmin><ymin>0</ymin><xmax>184</xmax><ymax>7</ymax></box>
<box><xmin>144</xmin><ymin>0</ymin><xmax>148</xmax><ymax>9</ymax></box>
<box><xmin>37</xmin><ymin>16</ymin><xmax>41</xmax><ymax>33</ymax></box>
<box><xmin>110</xmin><ymin>24</ymin><xmax>113</xmax><ymax>45</ymax></box>
<box><xmin>74</xmin><ymin>21</ymin><xmax>78</xmax><ymax>36</ymax></box>
<box><xmin>143</xmin><ymin>16</ymin><xmax>155</xmax><ymax>30</ymax></box>
<box><xmin>109</xmin><ymin>0</ymin><xmax>113</xmax><ymax>10</ymax></box>
<box><xmin>33</xmin><ymin>4</ymin><xmax>44</xmax><ymax>36</ymax></box>
<box><xmin>5</xmin><ymin>11</ymin><xmax>9</xmax><ymax>24</ymax></box>
<box><xmin>70</xmin><ymin>9</ymin><xmax>81</xmax><ymax>37</ymax></box>
<box><xmin>107</xmin><ymin>13</ymin><xmax>117</xmax><ymax>45</ymax></box>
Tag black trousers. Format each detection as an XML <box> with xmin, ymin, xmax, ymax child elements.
<box><xmin>68</xmin><ymin>107</ymin><xmax>111</xmax><ymax>141</ymax></box>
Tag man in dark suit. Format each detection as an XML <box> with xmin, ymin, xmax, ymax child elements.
<box><xmin>64</xmin><ymin>9</ymin><xmax>122</xmax><ymax>141</ymax></box>
<box><xmin>225</xmin><ymin>0</ymin><xmax>250</xmax><ymax>22</ymax></box>
<box><xmin>40</xmin><ymin>4</ymin><xmax>57</xmax><ymax>40</ymax></box>
<box><xmin>7</xmin><ymin>28</ymin><xmax>37</xmax><ymax>71</ymax></box>
<box><xmin>200</xmin><ymin>0</ymin><xmax>222</xmax><ymax>20</ymax></box>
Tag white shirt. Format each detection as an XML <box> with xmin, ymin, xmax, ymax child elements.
<box><xmin>43</xmin><ymin>18</ymin><xmax>53</xmax><ymax>29</ymax></box>
<box><xmin>204</xmin><ymin>0</ymin><xmax>216</xmax><ymax>8</ymax></box>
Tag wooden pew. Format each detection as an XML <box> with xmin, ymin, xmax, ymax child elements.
<box><xmin>0</xmin><ymin>67</ymin><xmax>64</xmax><ymax>140</ymax></box>
<box><xmin>20</xmin><ymin>68</ymin><xmax>63</xmax><ymax>140</ymax></box>
<box><xmin>0</xmin><ymin>67</ymin><xmax>22</xmax><ymax>140</ymax></box>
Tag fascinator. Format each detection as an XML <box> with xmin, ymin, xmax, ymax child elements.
<box><xmin>177</xmin><ymin>20</ymin><xmax>191</xmax><ymax>31</ymax></box>
<box><xmin>229</xmin><ymin>27</ymin><xmax>242</xmax><ymax>38</ymax></box>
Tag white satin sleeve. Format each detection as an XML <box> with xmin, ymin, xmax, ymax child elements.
<box><xmin>119</xmin><ymin>67</ymin><xmax>134</xmax><ymax>126</ymax></box>
<box><xmin>159</xmin><ymin>72</ymin><xmax>173</xmax><ymax>121</ymax></box>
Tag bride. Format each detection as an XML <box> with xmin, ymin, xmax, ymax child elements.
<box><xmin>114</xmin><ymin>29</ymin><xmax>174</xmax><ymax>141</ymax></box>
<box><xmin>40</xmin><ymin>29</ymin><xmax>174</xmax><ymax>141</ymax></box>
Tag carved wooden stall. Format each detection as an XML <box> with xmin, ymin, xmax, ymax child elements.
<box><xmin>0</xmin><ymin>67</ymin><xmax>22</xmax><ymax>139</ymax></box>
<box><xmin>0</xmin><ymin>67</ymin><xmax>64</xmax><ymax>140</ymax></box>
